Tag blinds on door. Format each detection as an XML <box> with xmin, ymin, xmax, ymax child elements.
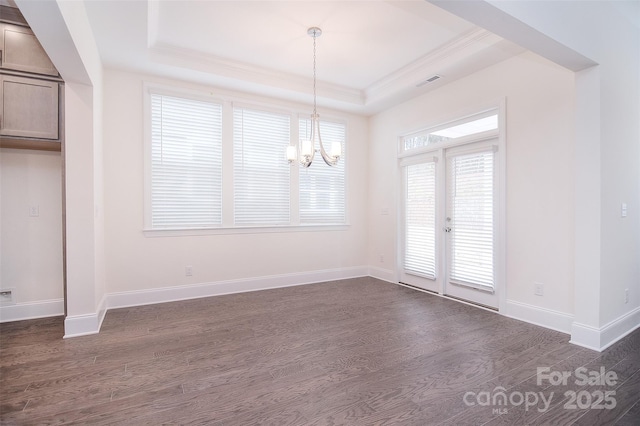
<box><xmin>404</xmin><ymin>161</ymin><xmax>436</xmax><ymax>279</ymax></box>
<box><xmin>447</xmin><ymin>151</ymin><xmax>494</xmax><ymax>291</ymax></box>
<box><xmin>150</xmin><ymin>93</ymin><xmax>223</xmax><ymax>229</ymax></box>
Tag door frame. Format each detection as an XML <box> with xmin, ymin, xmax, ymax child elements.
<box><xmin>396</xmin><ymin>101</ymin><xmax>507</xmax><ymax>313</ymax></box>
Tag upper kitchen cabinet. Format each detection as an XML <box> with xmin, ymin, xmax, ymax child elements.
<box><xmin>0</xmin><ymin>73</ymin><xmax>59</xmax><ymax>140</ymax></box>
<box><xmin>0</xmin><ymin>22</ymin><xmax>58</xmax><ymax>77</ymax></box>
<box><xmin>0</xmin><ymin>8</ymin><xmax>63</xmax><ymax>151</ymax></box>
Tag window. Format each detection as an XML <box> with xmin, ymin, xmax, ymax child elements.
<box><xmin>402</xmin><ymin>112</ymin><xmax>498</xmax><ymax>153</ymax></box>
<box><xmin>298</xmin><ymin>118</ymin><xmax>346</xmax><ymax>224</ymax></box>
<box><xmin>234</xmin><ymin>107</ymin><xmax>291</xmax><ymax>225</ymax></box>
<box><xmin>149</xmin><ymin>92</ymin><xmax>223</xmax><ymax>229</ymax></box>
<box><xmin>145</xmin><ymin>85</ymin><xmax>348</xmax><ymax>232</ymax></box>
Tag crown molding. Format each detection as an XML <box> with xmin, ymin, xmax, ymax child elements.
<box><xmin>364</xmin><ymin>28</ymin><xmax>503</xmax><ymax>104</ymax></box>
<box><xmin>147</xmin><ymin>42</ymin><xmax>364</xmax><ymax>107</ymax></box>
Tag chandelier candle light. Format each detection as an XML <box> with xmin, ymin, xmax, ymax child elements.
<box><xmin>287</xmin><ymin>27</ymin><xmax>341</xmax><ymax>167</ymax></box>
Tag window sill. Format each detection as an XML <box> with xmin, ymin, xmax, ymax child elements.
<box><xmin>143</xmin><ymin>224</ymin><xmax>350</xmax><ymax>238</ymax></box>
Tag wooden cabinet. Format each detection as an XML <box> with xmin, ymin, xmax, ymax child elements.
<box><xmin>0</xmin><ymin>23</ymin><xmax>58</xmax><ymax>77</ymax></box>
<box><xmin>0</xmin><ymin>19</ymin><xmax>62</xmax><ymax>151</ymax></box>
<box><xmin>0</xmin><ymin>74</ymin><xmax>59</xmax><ymax>140</ymax></box>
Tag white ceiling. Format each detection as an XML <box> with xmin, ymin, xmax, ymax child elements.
<box><xmin>84</xmin><ymin>0</ymin><xmax>524</xmax><ymax>115</ymax></box>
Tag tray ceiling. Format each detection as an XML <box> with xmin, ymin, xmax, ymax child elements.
<box><xmin>84</xmin><ymin>0</ymin><xmax>524</xmax><ymax>114</ymax></box>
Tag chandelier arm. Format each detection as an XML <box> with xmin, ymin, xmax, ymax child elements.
<box><xmin>308</xmin><ymin>114</ymin><xmax>317</xmax><ymax>165</ymax></box>
<box><xmin>317</xmin><ymin>118</ymin><xmax>338</xmax><ymax>167</ymax></box>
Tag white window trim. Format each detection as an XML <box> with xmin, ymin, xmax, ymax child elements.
<box><xmin>143</xmin><ymin>82</ymin><xmax>350</xmax><ymax>235</ymax></box>
<box><xmin>143</xmin><ymin>82</ymin><xmax>226</xmax><ymax>231</ymax></box>
<box><xmin>398</xmin><ymin>107</ymin><xmax>500</xmax><ymax>158</ymax></box>
<box><xmin>143</xmin><ymin>224</ymin><xmax>349</xmax><ymax>238</ymax></box>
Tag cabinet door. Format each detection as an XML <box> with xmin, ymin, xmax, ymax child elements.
<box><xmin>0</xmin><ymin>23</ymin><xmax>58</xmax><ymax>76</ymax></box>
<box><xmin>0</xmin><ymin>74</ymin><xmax>59</xmax><ymax>140</ymax></box>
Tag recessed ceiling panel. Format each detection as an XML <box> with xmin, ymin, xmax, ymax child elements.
<box><xmin>83</xmin><ymin>0</ymin><xmax>522</xmax><ymax>114</ymax></box>
<box><xmin>153</xmin><ymin>0</ymin><xmax>476</xmax><ymax>89</ymax></box>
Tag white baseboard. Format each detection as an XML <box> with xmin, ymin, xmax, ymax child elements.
<box><xmin>2</xmin><ymin>268</ymin><xmax>368</xmax><ymax>331</ymax></box>
<box><xmin>368</xmin><ymin>266</ymin><xmax>396</xmax><ymax>284</ymax></box>
<box><xmin>570</xmin><ymin>322</ymin><xmax>601</xmax><ymax>351</ymax></box>
<box><xmin>570</xmin><ymin>306</ymin><xmax>640</xmax><ymax>351</ymax></box>
<box><xmin>21</xmin><ymin>268</ymin><xmax>636</xmax><ymax>351</ymax></box>
<box><xmin>63</xmin><ymin>295</ymin><xmax>107</xmax><ymax>338</ymax></box>
<box><xmin>0</xmin><ymin>299</ymin><xmax>64</xmax><ymax>323</ymax></box>
<box><xmin>503</xmin><ymin>299</ymin><xmax>573</xmax><ymax>334</ymax></box>
<box><xmin>107</xmin><ymin>266</ymin><xmax>369</xmax><ymax>310</ymax></box>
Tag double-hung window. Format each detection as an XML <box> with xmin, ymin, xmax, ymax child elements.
<box><xmin>298</xmin><ymin>118</ymin><xmax>346</xmax><ymax>224</ymax></box>
<box><xmin>145</xmin><ymin>85</ymin><xmax>347</xmax><ymax>232</ymax></box>
<box><xmin>149</xmin><ymin>92</ymin><xmax>223</xmax><ymax>229</ymax></box>
<box><xmin>233</xmin><ymin>107</ymin><xmax>291</xmax><ymax>225</ymax></box>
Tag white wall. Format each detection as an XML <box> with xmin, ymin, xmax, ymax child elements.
<box><xmin>102</xmin><ymin>69</ymin><xmax>369</xmax><ymax>298</ymax></box>
<box><xmin>369</xmin><ymin>51</ymin><xmax>575</xmax><ymax>319</ymax></box>
<box><xmin>445</xmin><ymin>0</ymin><xmax>640</xmax><ymax>349</ymax></box>
<box><xmin>0</xmin><ymin>149</ymin><xmax>63</xmax><ymax>305</ymax></box>
<box><xmin>17</xmin><ymin>0</ymin><xmax>106</xmax><ymax>335</ymax></box>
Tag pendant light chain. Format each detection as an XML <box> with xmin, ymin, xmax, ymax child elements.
<box><xmin>313</xmin><ymin>29</ymin><xmax>317</xmax><ymax>117</ymax></box>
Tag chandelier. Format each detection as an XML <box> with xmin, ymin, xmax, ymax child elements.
<box><xmin>287</xmin><ymin>27</ymin><xmax>341</xmax><ymax>168</ymax></box>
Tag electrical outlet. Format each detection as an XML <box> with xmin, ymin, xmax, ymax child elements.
<box><xmin>625</xmin><ymin>288</ymin><xmax>629</xmax><ymax>304</ymax></box>
<box><xmin>379</xmin><ymin>255</ymin><xmax>384</xmax><ymax>263</ymax></box>
<box><xmin>0</xmin><ymin>289</ymin><xmax>15</xmax><ymax>305</ymax></box>
<box><xmin>185</xmin><ymin>266</ymin><xmax>193</xmax><ymax>277</ymax></box>
<box><xmin>29</xmin><ymin>205</ymin><xmax>39</xmax><ymax>217</ymax></box>
<box><xmin>534</xmin><ymin>282</ymin><xmax>544</xmax><ymax>296</ymax></box>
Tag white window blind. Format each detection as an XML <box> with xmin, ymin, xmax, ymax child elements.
<box><xmin>150</xmin><ymin>93</ymin><xmax>223</xmax><ymax>229</ymax></box>
<box><xmin>298</xmin><ymin>119</ymin><xmax>346</xmax><ymax>224</ymax></box>
<box><xmin>234</xmin><ymin>107</ymin><xmax>291</xmax><ymax>225</ymax></box>
<box><xmin>404</xmin><ymin>162</ymin><xmax>436</xmax><ymax>279</ymax></box>
<box><xmin>448</xmin><ymin>151</ymin><xmax>494</xmax><ymax>290</ymax></box>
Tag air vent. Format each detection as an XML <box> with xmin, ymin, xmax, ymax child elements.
<box><xmin>416</xmin><ymin>74</ymin><xmax>442</xmax><ymax>87</ymax></box>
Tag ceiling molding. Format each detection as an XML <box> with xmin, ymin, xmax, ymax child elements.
<box><xmin>364</xmin><ymin>28</ymin><xmax>502</xmax><ymax>105</ymax></box>
<box><xmin>147</xmin><ymin>42</ymin><xmax>364</xmax><ymax>107</ymax></box>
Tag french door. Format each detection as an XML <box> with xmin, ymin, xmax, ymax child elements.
<box><xmin>400</xmin><ymin>139</ymin><xmax>499</xmax><ymax>309</ymax></box>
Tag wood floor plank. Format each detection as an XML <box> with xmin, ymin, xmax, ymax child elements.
<box><xmin>616</xmin><ymin>400</ymin><xmax>640</xmax><ymax>426</ymax></box>
<box><xmin>1</xmin><ymin>277</ymin><xmax>639</xmax><ymax>425</ymax></box>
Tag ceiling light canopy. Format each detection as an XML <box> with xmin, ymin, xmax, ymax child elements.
<box><xmin>287</xmin><ymin>27</ymin><xmax>341</xmax><ymax>168</ymax></box>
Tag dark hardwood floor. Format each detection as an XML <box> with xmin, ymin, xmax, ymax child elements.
<box><xmin>1</xmin><ymin>277</ymin><xmax>639</xmax><ymax>425</ymax></box>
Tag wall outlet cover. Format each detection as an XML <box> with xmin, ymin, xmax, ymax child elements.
<box><xmin>0</xmin><ymin>289</ymin><xmax>16</xmax><ymax>305</ymax></box>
